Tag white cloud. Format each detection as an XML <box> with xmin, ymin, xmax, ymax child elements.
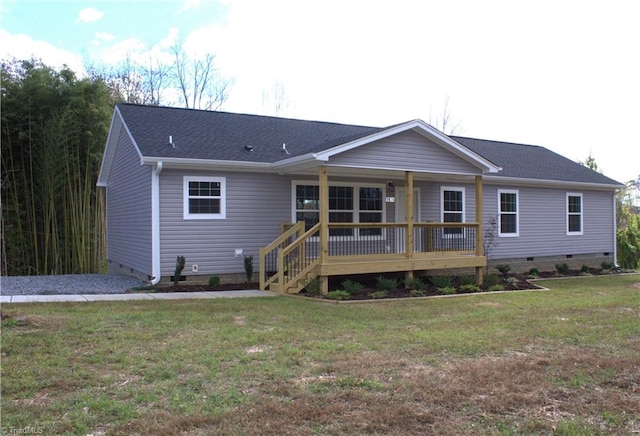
<box><xmin>77</xmin><ymin>7</ymin><xmax>103</xmax><ymax>23</ymax></box>
<box><xmin>178</xmin><ymin>0</ymin><xmax>202</xmax><ymax>13</ymax></box>
<box><xmin>99</xmin><ymin>38</ymin><xmax>147</xmax><ymax>65</ymax></box>
<box><xmin>0</xmin><ymin>29</ymin><xmax>86</xmax><ymax>75</ymax></box>
<box><xmin>95</xmin><ymin>32</ymin><xmax>115</xmax><ymax>42</ymax></box>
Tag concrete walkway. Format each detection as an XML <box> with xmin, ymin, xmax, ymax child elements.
<box><xmin>1</xmin><ymin>290</ymin><xmax>276</xmax><ymax>303</ymax></box>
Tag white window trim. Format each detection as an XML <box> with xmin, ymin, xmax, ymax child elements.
<box><xmin>440</xmin><ymin>186</ymin><xmax>466</xmax><ymax>239</ymax></box>
<box><xmin>291</xmin><ymin>180</ymin><xmax>386</xmax><ymax>240</ymax></box>
<box><xmin>566</xmin><ymin>192</ymin><xmax>583</xmax><ymax>235</ymax></box>
<box><xmin>183</xmin><ymin>176</ymin><xmax>226</xmax><ymax>220</ymax></box>
<box><xmin>498</xmin><ymin>189</ymin><xmax>519</xmax><ymax>237</ymax></box>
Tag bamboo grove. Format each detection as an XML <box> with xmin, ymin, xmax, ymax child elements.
<box><xmin>1</xmin><ymin>59</ymin><xmax>112</xmax><ymax>275</ymax></box>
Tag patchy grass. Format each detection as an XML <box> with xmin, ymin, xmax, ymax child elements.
<box><xmin>1</xmin><ymin>275</ymin><xmax>639</xmax><ymax>435</ymax></box>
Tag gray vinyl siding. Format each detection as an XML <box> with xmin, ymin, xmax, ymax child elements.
<box><xmin>328</xmin><ymin>131</ymin><xmax>481</xmax><ymax>175</ymax></box>
<box><xmin>483</xmin><ymin>184</ymin><xmax>615</xmax><ymax>260</ymax></box>
<box><xmin>105</xmin><ymin>124</ymin><xmax>153</xmax><ymax>275</ymax></box>
<box><xmin>159</xmin><ymin>170</ymin><xmax>291</xmax><ymax>276</ymax></box>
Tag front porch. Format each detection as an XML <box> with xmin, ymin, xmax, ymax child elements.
<box><xmin>260</xmin><ymin>168</ymin><xmax>486</xmax><ymax>294</ymax></box>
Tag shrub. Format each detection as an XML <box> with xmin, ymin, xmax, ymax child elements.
<box><xmin>483</xmin><ymin>274</ymin><xmax>500</xmax><ymax>288</ymax></box>
<box><xmin>495</xmin><ymin>264</ymin><xmax>511</xmax><ymax>276</ymax></box>
<box><xmin>601</xmin><ymin>261</ymin><xmax>614</xmax><ymax>270</ymax></box>
<box><xmin>506</xmin><ymin>277</ymin><xmax>518</xmax><ymax>288</ymax></box>
<box><xmin>555</xmin><ymin>262</ymin><xmax>570</xmax><ymax>275</ymax></box>
<box><xmin>436</xmin><ymin>286</ymin><xmax>456</xmax><ymax>295</ymax></box>
<box><xmin>326</xmin><ymin>290</ymin><xmax>350</xmax><ymax>300</ymax></box>
<box><xmin>430</xmin><ymin>275</ymin><xmax>452</xmax><ymax>288</ymax></box>
<box><xmin>581</xmin><ymin>264</ymin><xmax>590</xmax><ymax>273</ymax></box>
<box><xmin>174</xmin><ymin>255</ymin><xmax>186</xmax><ymax>286</ymax></box>
<box><xmin>304</xmin><ymin>277</ymin><xmax>321</xmax><ymax>296</ymax></box>
<box><xmin>457</xmin><ymin>275</ymin><xmax>476</xmax><ymax>286</ymax></box>
<box><xmin>375</xmin><ymin>276</ymin><xmax>398</xmax><ymax>293</ymax></box>
<box><xmin>459</xmin><ymin>284</ymin><xmax>480</xmax><ymax>293</ymax></box>
<box><xmin>208</xmin><ymin>276</ymin><xmax>220</xmax><ymax>287</ymax></box>
<box><xmin>488</xmin><ymin>284</ymin><xmax>505</xmax><ymax>292</ymax></box>
<box><xmin>528</xmin><ymin>267</ymin><xmax>540</xmax><ymax>278</ymax></box>
<box><xmin>341</xmin><ymin>279</ymin><xmax>364</xmax><ymax>295</ymax></box>
<box><xmin>370</xmin><ymin>290</ymin><xmax>388</xmax><ymax>299</ymax></box>
<box><xmin>244</xmin><ymin>255</ymin><xmax>254</xmax><ymax>283</ymax></box>
<box><xmin>404</xmin><ymin>276</ymin><xmax>426</xmax><ymax>291</ymax></box>
<box><xmin>409</xmin><ymin>289</ymin><xmax>426</xmax><ymax>297</ymax></box>
<box><xmin>617</xmin><ymin>212</ymin><xmax>639</xmax><ymax>269</ymax></box>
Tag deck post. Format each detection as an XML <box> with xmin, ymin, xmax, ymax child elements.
<box><xmin>475</xmin><ymin>175</ymin><xmax>484</xmax><ymax>285</ymax></box>
<box><xmin>319</xmin><ymin>166</ymin><xmax>329</xmax><ymax>294</ymax></box>
<box><xmin>405</xmin><ymin>171</ymin><xmax>414</xmax><ymax>281</ymax></box>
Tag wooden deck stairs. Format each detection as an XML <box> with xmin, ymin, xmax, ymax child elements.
<box><xmin>259</xmin><ymin>222</ymin><xmax>320</xmax><ymax>294</ymax></box>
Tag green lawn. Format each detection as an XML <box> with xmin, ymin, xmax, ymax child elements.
<box><xmin>2</xmin><ymin>275</ymin><xmax>639</xmax><ymax>435</ymax></box>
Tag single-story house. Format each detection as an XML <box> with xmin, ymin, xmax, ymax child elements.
<box><xmin>98</xmin><ymin>104</ymin><xmax>624</xmax><ymax>293</ymax></box>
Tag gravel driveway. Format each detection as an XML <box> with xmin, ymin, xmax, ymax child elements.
<box><xmin>1</xmin><ymin>274</ymin><xmax>148</xmax><ymax>296</ymax></box>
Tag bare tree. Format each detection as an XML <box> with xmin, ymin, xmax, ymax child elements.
<box><xmin>262</xmin><ymin>81</ymin><xmax>289</xmax><ymax>116</ymax></box>
<box><xmin>141</xmin><ymin>55</ymin><xmax>170</xmax><ymax>106</ymax></box>
<box><xmin>428</xmin><ymin>95</ymin><xmax>463</xmax><ymax>134</ymax></box>
<box><xmin>171</xmin><ymin>39</ymin><xmax>230</xmax><ymax>110</ymax></box>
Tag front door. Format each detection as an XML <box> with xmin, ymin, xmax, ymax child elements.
<box><xmin>395</xmin><ymin>188</ymin><xmax>420</xmax><ymax>253</ymax></box>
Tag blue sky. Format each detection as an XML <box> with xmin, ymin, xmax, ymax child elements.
<box><xmin>1</xmin><ymin>0</ymin><xmax>639</xmax><ymax>189</ymax></box>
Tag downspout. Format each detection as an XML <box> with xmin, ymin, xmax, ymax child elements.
<box><xmin>612</xmin><ymin>190</ymin><xmax>618</xmax><ymax>267</ymax></box>
<box><xmin>150</xmin><ymin>161</ymin><xmax>163</xmax><ymax>285</ymax></box>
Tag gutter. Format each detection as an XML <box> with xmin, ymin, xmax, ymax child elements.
<box><xmin>150</xmin><ymin>161</ymin><xmax>163</xmax><ymax>285</ymax></box>
<box><xmin>482</xmin><ymin>175</ymin><xmax>625</xmax><ymax>190</ymax></box>
<box><xmin>141</xmin><ymin>156</ymin><xmax>272</xmax><ymax>170</ymax></box>
<box><xmin>612</xmin><ymin>191</ymin><xmax>618</xmax><ymax>267</ymax></box>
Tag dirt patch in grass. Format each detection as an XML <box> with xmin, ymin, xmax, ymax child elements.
<box><xmin>111</xmin><ymin>347</ymin><xmax>639</xmax><ymax>435</ymax></box>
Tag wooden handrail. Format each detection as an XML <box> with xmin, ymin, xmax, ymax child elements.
<box><xmin>324</xmin><ymin>222</ymin><xmax>479</xmax><ymax>228</ymax></box>
<box><xmin>277</xmin><ymin>223</ymin><xmax>321</xmax><ymax>293</ymax></box>
<box><xmin>260</xmin><ymin>221</ymin><xmax>305</xmax><ymax>290</ymax></box>
<box><xmin>263</xmin><ymin>221</ymin><xmax>305</xmax><ymax>253</ymax></box>
<box><xmin>280</xmin><ymin>223</ymin><xmax>320</xmax><ymax>257</ymax></box>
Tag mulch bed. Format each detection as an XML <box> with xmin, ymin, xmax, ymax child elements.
<box><xmin>137</xmin><ymin>282</ymin><xmax>261</xmax><ymax>293</ymax></box>
<box><xmin>144</xmin><ymin>268</ymin><xmax>626</xmax><ymax>300</ymax></box>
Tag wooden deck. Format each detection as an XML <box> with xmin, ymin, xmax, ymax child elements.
<box><xmin>260</xmin><ymin>221</ymin><xmax>486</xmax><ymax>293</ymax></box>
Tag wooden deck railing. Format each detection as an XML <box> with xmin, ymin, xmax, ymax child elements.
<box><xmin>260</xmin><ymin>221</ymin><xmax>480</xmax><ymax>292</ymax></box>
<box><xmin>259</xmin><ymin>221</ymin><xmax>305</xmax><ymax>291</ymax></box>
<box><xmin>325</xmin><ymin>222</ymin><xmax>478</xmax><ymax>256</ymax></box>
<box><xmin>277</xmin><ymin>223</ymin><xmax>321</xmax><ymax>293</ymax></box>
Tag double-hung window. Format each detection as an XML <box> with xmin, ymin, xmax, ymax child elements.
<box><xmin>359</xmin><ymin>187</ymin><xmax>383</xmax><ymax>236</ymax></box>
<box><xmin>294</xmin><ymin>182</ymin><xmax>383</xmax><ymax>237</ymax></box>
<box><xmin>441</xmin><ymin>187</ymin><xmax>465</xmax><ymax>236</ymax></box>
<box><xmin>328</xmin><ymin>186</ymin><xmax>354</xmax><ymax>236</ymax></box>
<box><xmin>498</xmin><ymin>189</ymin><xmax>519</xmax><ymax>237</ymax></box>
<box><xmin>567</xmin><ymin>193</ymin><xmax>583</xmax><ymax>235</ymax></box>
<box><xmin>183</xmin><ymin>176</ymin><xmax>226</xmax><ymax>219</ymax></box>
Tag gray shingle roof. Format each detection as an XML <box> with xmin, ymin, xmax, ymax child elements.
<box><xmin>452</xmin><ymin>136</ymin><xmax>621</xmax><ymax>185</ymax></box>
<box><xmin>117</xmin><ymin>104</ymin><xmax>621</xmax><ymax>186</ymax></box>
<box><xmin>118</xmin><ymin>104</ymin><xmax>382</xmax><ymax>163</ymax></box>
